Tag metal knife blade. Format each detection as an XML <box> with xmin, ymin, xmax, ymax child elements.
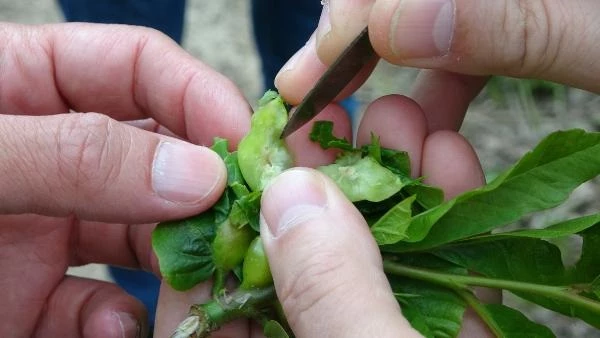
<box><xmin>280</xmin><ymin>27</ymin><xmax>375</xmax><ymax>138</ymax></box>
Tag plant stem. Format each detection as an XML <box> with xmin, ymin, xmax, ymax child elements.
<box><xmin>211</xmin><ymin>269</ymin><xmax>226</xmax><ymax>296</ymax></box>
<box><xmin>455</xmin><ymin>289</ymin><xmax>504</xmax><ymax>337</ymax></box>
<box><xmin>170</xmin><ymin>286</ymin><xmax>276</xmax><ymax>338</ymax></box>
<box><xmin>383</xmin><ymin>260</ymin><xmax>600</xmax><ymax>314</ymax></box>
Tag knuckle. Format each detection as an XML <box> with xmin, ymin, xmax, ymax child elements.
<box><xmin>278</xmin><ymin>248</ymin><xmax>352</xmax><ymax>327</ymax></box>
<box><xmin>500</xmin><ymin>0</ymin><xmax>560</xmax><ymax>76</ymax></box>
<box><xmin>56</xmin><ymin>113</ymin><xmax>124</xmax><ymax>193</ymax></box>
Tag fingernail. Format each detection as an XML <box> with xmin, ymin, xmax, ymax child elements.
<box><xmin>112</xmin><ymin>312</ymin><xmax>141</xmax><ymax>338</ymax></box>
<box><xmin>316</xmin><ymin>3</ymin><xmax>332</xmax><ymax>42</ymax></box>
<box><xmin>260</xmin><ymin>169</ymin><xmax>327</xmax><ymax>237</ymax></box>
<box><xmin>391</xmin><ymin>0</ymin><xmax>455</xmax><ymax>59</ymax></box>
<box><xmin>152</xmin><ymin>141</ymin><xmax>224</xmax><ymax>203</ymax></box>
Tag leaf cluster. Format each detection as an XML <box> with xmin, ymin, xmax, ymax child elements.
<box><xmin>152</xmin><ymin>92</ymin><xmax>600</xmax><ymax>337</ymax></box>
<box><xmin>313</xmin><ymin>122</ymin><xmax>600</xmax><ymax>337</ymax></box>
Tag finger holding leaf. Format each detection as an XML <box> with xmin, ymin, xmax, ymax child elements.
<box><xmin>154</xmin><ymin>91</ymin><xmax>600</xmax><ymax>338</ymax></box>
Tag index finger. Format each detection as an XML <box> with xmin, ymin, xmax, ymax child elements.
<box><xmin>1</xmin><ymin>22</ymin><xmax>251</xmax><ymax>147</ymax></box>
<box><xmin>275</xmin><ymin>32</ymin><xmax>378</xmax><ymax>106</ymax></box>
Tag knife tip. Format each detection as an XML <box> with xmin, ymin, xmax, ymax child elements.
<box><xmin>279</xmin><ymin>124</ymin><xmax>293</xmax><ymax>139</ymax></box>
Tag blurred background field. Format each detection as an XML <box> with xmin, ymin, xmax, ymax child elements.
<box><xmin>1</xmin><ymin>1</ymin><xmax>598</xmax><ymax>336</ymax></box>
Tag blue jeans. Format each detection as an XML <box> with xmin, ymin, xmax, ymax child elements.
<box><xmin>58</xmin><ymin>0</ymin><xmax>321</xmax><ymax>88</ymax></box>
<box><xmin>251</xmin><ymin>0</ymin><xmax>321</xmax><ymax>90</ymax></box>
<box><xmin>57</xmin><ymin>0</ymin><xmax>323</xmax><ymax>329</ymax></box>
<box><xmin>58</xmin><ymin>0</ymin><xmax>187</xmax><ymax>43</ymax></box>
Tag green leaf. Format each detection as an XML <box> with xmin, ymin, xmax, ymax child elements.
<box><xmin>230</xmin><ymin>181</ymin><xmax>250</xmax><ymax>198</ymax></box>
<box><xmin>371</xmin><ymin>141</ymin><xmax>442</xmax><ymax>210</ymax></box>
<box><xmin>388</xmin><ymin>254</ymin><xmax>468</xmax><ymax>338</ymax></box>
<box><xmin>390</xmin><ymin>276</ymin><xmax>466</xmax><ymax>338</ymax></box>
<box><xmin>309</xmin><ymin>120</ymin><xmax>353</xmax><ymax>151</ymax></box>
<box><xmin>434</xmin><ymin>236</ymin><xmax>600</xmax><ymax>328</ymax></box>
<box><xmin>210</xmin><ymin>137</ymin><xmax>245</xmax><ymax>187</ymax></box>
<box><xmin>211</xmin><ymin>137</ymin><xmax>230</xmax><ymax>159</ymax></box>
<box><xmin>436</xmin><ymin>238</ymin><xmax>567</xmax><ymax>287</ymax></box>
<box><xmin>152</xmin><ymin>213</ymin><xmax>216</xmax><ymax>291</ymax></box>
<box><xmin>591</xmin><ymin>277</ymin><xmax>600</xmax><ymax>299</ymax></box>
<box><xmin>224</xmin><ymin>151</ymin><xmax>245</xmax><ymax>186</ymax></box>
<box><xmin>354</xmin><ymin>192</ymin><xmax>406</xmax><ymax>225</ymax></box>
<box><xmin>213</xmin><ymin>188</ymin><xmax>234</xmax><ymax>225</ymax></box>
<box><xmin>404</xmin><ymin>183</ymin><xmax>444</xmax><ymax>210</ymax></box>
<box><xmin>263</xmin><ymin>320</ymin><xmax>290</xmax><ymax>338</ymax></box>
<box><xmin>310</xmin><ymin>120</ymin><xmax>436</xmax><ymax>209</ymax></box>
<box><xmin>232</xmin><ymin>264</ymin><xmax>243</xmax><ymax>282</ymax></box>
<box><xmin>471</xmin><ymin>213</ymin><xmax>600</xmax><ymax>241</ymax></box>
<box><xmin>229</xmin><ymin>190</ymin><xmax>262</xmax><ymax>231</ymax></box>
<box><xmin>319</xmin><ymin>154</ymin><xmax>407</xmax><ymax>202</ymax></box>
<box><xmin>572</xmin><ymin>225</ymin><xmax>600</xmax><ymax>283</ymax></box>
<box><xmin>309</xmin><ymin>120</ymin><xmax>413</xmax><ymax>180</ymax></box>
<box><xmin>367</xmin><ymin>133</ymin><xmax>382</xmax><ymax>163</ymax></box>
<box><xmin>371</xmin><ymin>195</ymin><xmax>416</xmax><ymax>245</ymax></box>
<box><xmin>400</xmin><ymin>305</ymin><xmax>434</xmax><ymax>337</ymax></box>
<box><xmin>482</xmin><ymin>304</ymin><xmax>555</xmax><ymax>337</ymax></box>
<box><xmin>463</xmin><ymin>294</ymin><xmax>555</xmax><ymax>338</ymax></box>
<box><xmin>379</xmin><ymin>148</ymin><xmax>411</xmax><ymax>178</ymax></box>
<box><xmin>393</xmin><ymin>253</ymin><xmax>470</xmax><ymax>275</ymax></box>
<box><xmin>360</xmin><ymin>132</ymin><xmax>413</xmax><ymax>179</ymax></box>
<box><xmin>385</xmin><ymin>129</ymin><xmax>600</xmax><ymax>252</ymax></box>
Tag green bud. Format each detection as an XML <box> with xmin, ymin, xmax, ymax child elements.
<box><xmin>240</xmin><ymin>237</ymin><xmax>272</xmax><ymax>289</ymax></box>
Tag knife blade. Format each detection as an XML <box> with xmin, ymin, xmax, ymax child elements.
<box><xmin>280</xmin><ymin>27</ymin><xmax>375</xmax><ymax>138</ymax></box>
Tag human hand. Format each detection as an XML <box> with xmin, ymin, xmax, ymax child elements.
<box><xmin>0</xmin><ymin>22</ymin><xmax>251</xmax><ymax>337</ymax></box>
<box><xmin>154</xmin><ymin>98</ymin><xmax>497</xmax><ymax>337</ymax></box>
<box><xmin>259</xmin><ymin>98</ymin><xmax>498</xmax><ymax>337</ymax></box>
<box><xmin>276</xmin><ymin>0</ymin><xmax>600</xmax><ymax>132</ymax></box>
<box><xmin>153</xmin><ymin>103</ymin><xmax>354</xmax><ymax>337</ymax></box>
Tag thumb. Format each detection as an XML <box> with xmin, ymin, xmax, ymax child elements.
<box><xmin>260</xmin><ymin>168</ymin><xmax>421</xmax><ymax>338</ymax></box>
<box><xmin>315</xmin><ymin>0</ymin><xmax>375</xmax><ymax>65</ymax></box>
<box><xmin>0</xmin><ymin>113</ymin><xmax>226</xmax><ymax>223</ymax></box>
<box><xmin>369</xmin><ymin>0</ymin><xmax>600</xmax><ymax>93</ymax></box>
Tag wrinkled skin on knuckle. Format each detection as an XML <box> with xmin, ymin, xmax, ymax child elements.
<box><xmin>0</xmin><ymin>118</ymin><xmax>37</xmax><ymax>184</ymax></box>
<box><xmin>508</xmin><ymin>0</ymin><xmax>556</xmax><ymax>76</ymax></box>
<box><xmin>278</xmin><ymin>248</ymin><xmax>352</xmax><ymax>328</ymax></box>
<box><xmin>525</xmin><ymin>0</ymin><xmax>579</xmax><ymax>78</ymax></box>
<box><xmin>479</xmin><ymin>0</ymin><xmax>558</xmax><ymax>76</ymax></box>
<box><xmin>443</xmin><ymin>0</ymin><xmax>560</xmax><ymax>78</ymax></box>
<box><xmin>56</xmin><ymin>113</ymin><xmax>125</xmax><ymax>196</ymax></box>
<box><xmin>0</xmin><ymin>117</ymin><xmax>59</xmax><ymax>210</ymax></box>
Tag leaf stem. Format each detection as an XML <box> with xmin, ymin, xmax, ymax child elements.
<box><xmin>171</xmin><ymin>286</ymin><xmax>276</xmax><ymax>338</ymax></box>
<box><xmin>383</xmin><ymin>260</ymin><xmax>600</xmax><ymax>314</ymax></box>
<box><xmin>211</xmin><ymin>269</ymin><xmax>226</xmax><ymax>296</ymax></box>
<box><xmin>455</xmin><ymin>289</ymin><xmax>503</xmax><ymax>337</ymax></box>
